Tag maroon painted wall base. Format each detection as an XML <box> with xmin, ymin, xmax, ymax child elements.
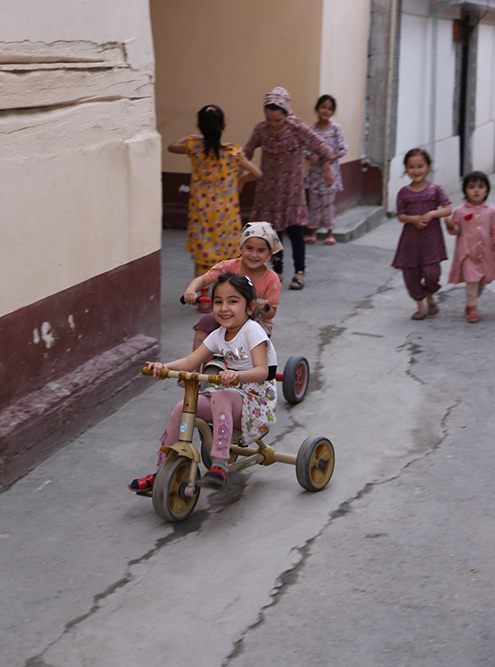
<box><xmin>161</xmin><ymin>159</ymin><xmax>382</xmax><ymax>229</ymax></box>
<box><xmin>0</xmin><ymin>251</ymin><xmax>161</xmax><ymax>488</ymax></box>
<box><xmin>0</xmin><ymin>334</ymin><xmax>159</xmax><ymax>490</ymax></box>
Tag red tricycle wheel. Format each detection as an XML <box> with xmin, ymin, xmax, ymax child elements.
<box><xmin>282</xmin><ymin>355</ymin><xmax>310</xmax><ymax>404</ymax></box>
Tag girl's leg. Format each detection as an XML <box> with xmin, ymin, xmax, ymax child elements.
<box><xmin>306</xmin><ymin>192</ymin><xmax>320</xmax><ymax>243</ymax></box>
<box><xmin>287</xmin><ymin>225</ymin><xmax>306</xmax><ymax>289</ymax></box>
<box><xmin>402</xmin><ymin>268</ymin><xmax>426</xmax><ymax>317</ymax></box>
<box><xmin>323</xmin><ymin>191</ymin><xmax>336</xmax><ymax>244</ymax></box>
<box><xmin>156</xmin><ymin>396</ymin><xmax>214</xmax><ymax>467</ymax></box>
<box><xmin>202</xmin><ymin>390</ymin><xmax>243</xmax><ymax>490</ymax></box>
<box><xmin>209</xmin><ymin>390</ymin><xmax>243</xmax><ymax>463</ymax></box>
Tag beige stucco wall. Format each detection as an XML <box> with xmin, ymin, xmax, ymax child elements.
<box><xmin>319</xmin><ymin>0</ymin><xmax>372</xmax><ymax>163</ymax></box>
<box><xmin>151</xmin><ymin>0</ymin><xmax>324</xmax><ymax>173</ymax></box>
<box><xmin>0</xmin><ymin>0</ymin><xmax>162</xmax><ymax>318</ymax></box>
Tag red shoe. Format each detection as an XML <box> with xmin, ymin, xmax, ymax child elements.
<box><xmin>199</xmin><ymin>465</ymin><xmax>227</xmax><ymax>490</ymax></box>
<box><xmin>467</xmin><ymin>311</ymin><xmax>479</xmax><ymax>323</ymax></box>
<box><xmin>128</xmin><ymin>473</ymin><xmax>155</xmax><ymax>495</ymax></box>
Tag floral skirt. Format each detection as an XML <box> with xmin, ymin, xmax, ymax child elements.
<box><xmin>200</xmin><ymin>380</ymin><xmax>277</xmax><ymax>443</ymax></box>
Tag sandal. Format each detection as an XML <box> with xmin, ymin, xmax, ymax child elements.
<box><xmin>305</xmin><ymin>235</ymin><xmax>317</xmax><ymax>245</ymax></box>
<box><xmin>411</xmin><ymin>311</ymin><xmax>427</xmax><ymax>320</ymax></box>
<box><xmin>324</xmin><ymin>236</ymin><xmax>336</xmax><ymax>246</ymax></box>
<box><xmin>199</xmin><ymin>465</ymin><xmax>227</xmax><ymax>490</ymax></box>
<box><xmin>428</xmin><ymin>303</ymin><xmax>439</xmax><ymax>316</ymax></box>
<box><xmin>467</xmin><ymin>312</ymin><xmax>479</xmax><ymax>323</ymax></box>
<box><xmin>289</xmin><ymin>275</ymin><xmax>305</xmax><ymax>290</ymax></box>
<box><xmin>128</xmin><ymin>473</ymin><xmax>155</xmax><ymax>493</ymax></box>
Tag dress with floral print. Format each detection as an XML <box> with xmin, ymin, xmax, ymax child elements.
<box><xmin>184</xmin><ymin>137</ymin><xmax>244</xmax><ymax>272</ymax></box>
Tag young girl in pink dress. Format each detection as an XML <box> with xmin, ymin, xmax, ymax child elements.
<box><xmin>304</xmin><ymin>95</ymin><xmax>347</xmax><ymax>246</ymax></box>
<box><xmin>392</xmin><ymin>148</ymin><xmax>452</xmax><ymax>320</ymax></box>
<box><xmin>446</xmin><ymin>171</ymin><xmax>495</xmax><ymax>323</ymax></box>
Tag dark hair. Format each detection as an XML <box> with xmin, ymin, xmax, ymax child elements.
<box><xmin>462</xmin><ymin>170</ymin><xmax>490</xmax><ymax>201</ymax></box>
<box><xmin>211</xmin><ymin>273</ymin><xmax>258</xmax><ymax>319</ymax></box>
<box><xmin>403</xmin><ymin>148</ymin><xmax>432</xmax><ymax>168</ymax></box>
<box><xmin>264</xmin><ymin>103</ymin><xmax>288</xmax><ymax>116</ymax></box>
<box><xmin>197</xmin><ymin>105</ymin><xmax>224</xmax><ymax>159</ymax></box>
<box><xmin>315</xmin><ymin>94</ymin><xmax>336</xmax><ymax>112</ymax></box>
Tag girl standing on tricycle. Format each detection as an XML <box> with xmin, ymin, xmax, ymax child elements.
<box><xmin>129</xmin><ymin>273</ymin><xmax>277</xmax><ymax>493</ymax></box>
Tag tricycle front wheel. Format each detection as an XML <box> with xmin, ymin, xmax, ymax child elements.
<box><xmin>152</xmin><ymin>455</ymin><xmax>200</xmax><ymax>522</ymax></box>
<box><xmin>296</xmin><ymin>437</ymin><xmax>335</xmax><ymax>492</ymax></box>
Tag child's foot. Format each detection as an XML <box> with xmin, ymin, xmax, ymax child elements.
<box><xmin>324</xmin><ymin>234</ymin><xmax>336</xmax><ymax>246</ymax></box>
<box><xmin>467</xmin><ymin>310</ymin><xmax>479</xmax><ymax>323</ymax></box>
<box><xmin>128</xmin><ymin>473</ymin><xmax>155</xmax><ymax>494</ymax></box>
<box><xmin>411</xmin><ymin>310</ymin><xmax>427</xmax><ymax>320</ymax></box>
<box><xmin>289</xmin><ymin>273</ymin><xmax>305</xmax><ymax>290</ymax></box>
<box><xmin>427</xmin><ymin>302</ymin><xmax>439</xmax><ymax>316</ymax></box>
<box><xmin>305</xmin><ymin>233</ymin><xmax>317</xmax><ymax>245</ymax></box>
<box><xmin>199</xmin><ymin>465</ymin><xmax>227</xmax><ymax>490</ymax></box>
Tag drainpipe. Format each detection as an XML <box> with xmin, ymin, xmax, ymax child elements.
<box><xmin>383</xmin><ymin>0</ymin><xmax>400</xmax><ymax>211</ymax></box>
<box><xmin>429</xmin><ymin>6</ymin><xmax>439</xmax><ymax>165</ymax></box>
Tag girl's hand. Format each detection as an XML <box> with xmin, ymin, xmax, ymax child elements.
<box><xmin>411</xmin><ymin>215</ymin><xmax>427</xmax><ymax>229</ymax></box>
<box><xmin>323</xmin><ymin>163</ymin><xmax>334</xmax><ymax>188</ymax></box>
<box><xmin>306</xmin><ymin>155</ymin><xmax>320</xmax><ymax>165</ymax></box>
<box><xmin>419</xmin><ymin>211</ymin><xmax>434</xmax><ymax>225</ymax></box>
<box><xmin>145</xmin><ymin>361</ymin><xmax>166</xmax><ymax>378</ymax></box>
<box><xmin>218</xmin><ymin>370</ymin><xmax>240</xmax><ymax>387</ymax></box>
<box><xmin>183</xmin><ymin>290</ymin><xmax>198</xmax><ymax>305</ymax></box>
<box><xmin>444</xmin><ymin>216</ymin><xmax>454</xmax><ymax>229</ymax></box>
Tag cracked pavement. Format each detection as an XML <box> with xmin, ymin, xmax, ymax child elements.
<box><xmin>2</xmin><ymin>212</ymin><xmax>495</xmax><ymax>666</ymax></box>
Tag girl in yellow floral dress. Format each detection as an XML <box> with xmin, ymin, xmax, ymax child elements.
<box><xmin>168</xmin><ymin>105</ymin><xmax>262</xmax><ymax>277</ymax></box>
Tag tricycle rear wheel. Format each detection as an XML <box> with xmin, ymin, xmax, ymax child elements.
<box><xmin>152</xmin><ymin>455</ymin><xmax>200</xmax><ymax>522</ymax></box>
<box><xmin>296</xmin><ymin>437</ymin><xmax>335</xmax><ymax>492</ymax></box>
<box><xmin>282</xmin><ymin>356</ymin><xmax>310</xmax><ymax>404</ymax></box>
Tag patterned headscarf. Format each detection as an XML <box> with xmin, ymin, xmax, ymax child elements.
<box><xmin>264</xmin><ymin>86</ymin><xmax>291</xmax><ymax>114</ymax></box>
<box><xmin>240</xmin><ymin>222</ymin><xmax>284</xmax><ymax>254</ymax></box>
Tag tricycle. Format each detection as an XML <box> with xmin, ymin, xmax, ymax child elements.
<box><xmin>142</xmin><ymin>366</ymin><xmax>335</xmax><ymax>523</ymax></box>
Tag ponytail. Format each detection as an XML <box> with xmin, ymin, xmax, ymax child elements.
<box><xmin>197</xmin><ymin>105</ymin><xmax>224</xmax><ymax>159</ymax></box>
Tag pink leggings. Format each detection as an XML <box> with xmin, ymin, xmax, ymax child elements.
<box><xmin>466</xmin><ymin>281</ymin><xmax>484</xmax><ymax>308</ymax></box>
<box><xmin>156</xmin><ymin>391</ymin><xmax>243</xmax><ymax>468</ymax></box>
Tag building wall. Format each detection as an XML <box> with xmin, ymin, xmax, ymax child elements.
<box><xmin>319</xmin><ymin>0</ymin><xmax>372</xmax><ymax>163</ymax></box>
<box><xmin>152</xmin><ymin>0</ymin><xmax>380</xmax><ymax>225</ymax></box>
<box><xmin>388</xmin><ymin>11</ymin><xmax>459</xmax><ymax>210</ymax></box>
<box><xmin>151</xmin><ymin>0</ymin><xmax>323</xmax><ymax>174</ymax></box>
<box><xmin>472</xmin><ymin>22</ymin><xmax>495</xmax><ymax>173</ymax></box>
<box><xmin>0</xmin><ymin>0</ymin><xmax>162</xmax><ymax>485</ymax></box>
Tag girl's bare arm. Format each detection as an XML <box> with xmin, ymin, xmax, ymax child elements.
<box><xmin>238</xmin><ymin>157</ymin><xmax>262</xmax><ymax>184</ymax></box>
<box><xmin>167</xmin><ymin>135</ymin><xmax>202</xmax><ymax>154</ymax></box>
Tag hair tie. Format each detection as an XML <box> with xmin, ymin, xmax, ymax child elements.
<box><xmin>205</xmin><ymin>106</ymin><xmax>216</xmax><ymax>112</ymax></box>
<box><xmin>245</xmin><ymin>276</ymin><xmax>254</xmax><ymax>288</ymax></box>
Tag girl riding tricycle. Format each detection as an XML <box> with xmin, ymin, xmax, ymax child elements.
<box><xmin>129</xmin><ymin>272</ymin><xmax>335</xmax><ymax>522</ymax></box>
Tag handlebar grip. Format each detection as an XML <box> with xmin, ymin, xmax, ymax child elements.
<box><xmin>180</xmin><ymin>294</ymin><xmax>212</xmax><ymax>304</ymax></box>
<box><xmin>142</xmin><ymin>367</ymin><xmax>239</xmax><ymax>385</ymax></box>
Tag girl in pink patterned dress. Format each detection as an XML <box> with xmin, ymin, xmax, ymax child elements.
<box><xmin>244</xmin><ymin>87</ymin><xmax>333</xmax><ymax>290</ymax></box>
<box><xmin>304</xmin><ymin>95</ymin><xmax>348</xmax><ymax>246</ymax></box>
<box><xmin>446</xmin><ymin>171</ymin><xmax>495</xmax><ymax>323</ymax></box>
<box><xmin>392</xmin><ymin>148</ymin><xmax>451</xmax><ymax>320</ymax></box>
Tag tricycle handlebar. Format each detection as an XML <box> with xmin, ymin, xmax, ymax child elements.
<box><xmin>141</xmin><ymin>367</ymin><xmax>238</xmax><ymax>386</ymax></box>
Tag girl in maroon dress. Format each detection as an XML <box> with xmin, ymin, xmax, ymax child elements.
<box><xmin>392</xmin><ymin>148</ymin><xmax>452</xmax><ymax>320</ymax></box>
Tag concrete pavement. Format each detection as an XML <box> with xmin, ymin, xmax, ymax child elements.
<box><xmin>2</xmin><ymin>190</ymin><xmax>495</xmax><ymax>666</ymax></box>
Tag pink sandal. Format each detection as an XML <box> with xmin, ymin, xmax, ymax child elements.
<box><xmin>324</xmin><ymin>236</ymin><xmax>336</xmax><ymax>246</ymax></box>
<box><xmin>305</xmin><ymin>235</ymin><xmax>317</xmax><ymax>245</ymax></box>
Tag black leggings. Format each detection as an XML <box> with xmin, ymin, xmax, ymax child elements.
<box><xmin>272</xmin><ymin>225</ymin><xmax>305</xmax><ymax>276</ymax></box>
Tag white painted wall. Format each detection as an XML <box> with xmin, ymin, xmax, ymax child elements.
<box><xmin>472</xmin><ymin>23</ymin><xmax>495</xmax><ymax>174</ymax></box>
<box><xmin>388</xmin><ymin>12</ymin><xmax>459</xmax><ymax>210</ymax></box>
<box><xmin>0</xmin><ymin>0</ymin><xmax>162</xmax><ymax>318</ymax></box>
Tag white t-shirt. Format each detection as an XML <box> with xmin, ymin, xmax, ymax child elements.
<box><xmin>203</xmin><ymin>320</ymin><xmax>277</xmax><ymax>371</ymax></box>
